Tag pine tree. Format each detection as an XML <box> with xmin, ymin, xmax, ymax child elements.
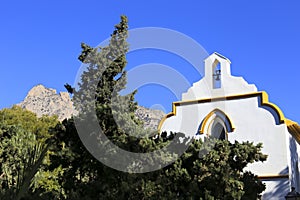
<box><xmin>71</xmin><ymin>15</ymin><xmax>141</xmax><ymax>137</ymax></box>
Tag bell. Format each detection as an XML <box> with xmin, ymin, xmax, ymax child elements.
<box><xmin>213</xmin><ymin>69</ymin><xmax>221</xmax><ymax>81</ymax></box>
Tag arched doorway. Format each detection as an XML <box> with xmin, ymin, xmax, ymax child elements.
<box><xmin>198</xmin><ymin>109</ymin><xmax>234</xmax><ymax>140</ymax></box>
<box><xmin>207</xmin><ymin>117</ymin><xmax>227</xmax><ymax>140</ymax></box>
<box><xmin>210</xmin><ymin>121</ymin><xmax>226</xmax><ymax>140</ymax></box>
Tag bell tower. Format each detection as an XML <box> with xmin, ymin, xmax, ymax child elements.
<box><xmin>204</xmin><ymin>52</ymin><xmax>231</xmax><ymax>90</ymax></box>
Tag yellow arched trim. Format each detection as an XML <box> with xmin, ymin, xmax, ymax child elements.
<box><xmin>258</xmin><ymin>174</ymin><xmax>289</xmax><ymax>180</ymax></box>
<box><xmin>157</xmin><ymin>103</ymin><xmax>178</xmax><ymax>132</ymax></box>
<box><xmin>199</xmin><ymin>109</ymin><xmax>235</xmax><ymax>134</ymax></box>
<box><xmin>260</xmin><ymin>91</ymin><xmax>286</xmax><ymax>124</ymax></box>
<box><xmin>157</xmin><ymin>113</ymin><xmax>174</xmax><ymax>132</ymax></box>
<box><xmin>158</xmin><ymin>91</ymin><xmax>287</xmax><ymax>132</ymax></box>
<box><xmin>287</xmin><ymin>119</ymin><xmax>300</xmax><ymax>144</ymax></box>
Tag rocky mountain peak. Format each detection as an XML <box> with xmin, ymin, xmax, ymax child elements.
<box><xmin>18</xmin><ymin>84</ymin><xmax>75</xmax><ymax>121</ymax></box>
<box><xmin>26</xmin><ymin>84</ymin><xmax>57</xmax><ymax>97</ymax></box>
<box><xmin>18</xmin><ymin>84</ymin><xmax>165</xmax><ymax>130</ymax></box>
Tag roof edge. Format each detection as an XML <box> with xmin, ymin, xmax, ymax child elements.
<box><xmin>287</xmin><ymin>119</ymin><xmax>300</xmax><ymax>145</ymax></box>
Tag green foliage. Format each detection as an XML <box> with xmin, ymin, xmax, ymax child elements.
<box><xmin>179</xmin><ymin>138</ymin><xmax>267</xmax><ymax>200</ymax></box>
<box><xmin>48</xmin><ymin>16</ymin><xmax>267</xmax><ymax>200</ymax></box>
<box><xmin>0</xmin><ymin>106</ymin><xmax>58</xmax><ymax>141</ymax></box>
<box><xmin>0</xmin><ymin>106</ymin><xmax>60</xmax><ymax>199</ymax></box>
<box><xmin>0</xmin><ymin>16</ymin><xmax>268</xmax><ymax>200</ymax></box>
<box><xmin>72</xmin><ymin>15</ymin><xmax>143</xmax><ymax>140</ymax></box>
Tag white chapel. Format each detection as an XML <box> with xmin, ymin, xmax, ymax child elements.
<box><xmin>159</xmin><ymin>52</ymin><xmax>300</xmax><ymax>199</ymax></box>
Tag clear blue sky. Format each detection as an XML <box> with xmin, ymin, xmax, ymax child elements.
<box><xmin>0</xmin><ymin>1</ymin><xmax>299</xmax><ymax>123</ymax></box>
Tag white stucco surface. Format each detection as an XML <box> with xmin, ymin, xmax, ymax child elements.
<box><xmin>159</xmin><ymin>52</ymin><xmax>297</xmax><ymax>199</ymax></box>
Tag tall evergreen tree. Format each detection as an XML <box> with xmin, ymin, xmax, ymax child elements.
<box><xmin>49</xmin><ymin>16</ymin><xmax>268</xmax><ymax>199</ymax></box>
<box><xmin>71</xmin><ymin>15</ymin><xmax>141</xmax><ymax>136</ymax></box>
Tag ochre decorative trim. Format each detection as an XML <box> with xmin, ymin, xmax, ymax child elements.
<box><xmin>259</xmin><ymin>92</ymin><xmax>286</xmax><ymax>124</ymax></box>
<box><xmin>158</xmin><ymin>91</ymin><xmax>287</xmax><ymax>132</ymax></box>
<box><xmin>258</xmin><ymin>174</ymin><xmax>289</xmax><ymax>180</ymax></box>
<box><xmin>287</xmin><ymin>120</ymin><xmax>300</xmax><ymax>145</ymax></box>
<box><xmin>198</xmin><ymin>109</ymin><xmax>235</xmax><ymax>134</ymax></box>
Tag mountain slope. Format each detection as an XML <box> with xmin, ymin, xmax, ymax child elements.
<box><xmin>17</xmin><ymin>84</ymin><xmax>165</xmax><ymax>130</ymax></box>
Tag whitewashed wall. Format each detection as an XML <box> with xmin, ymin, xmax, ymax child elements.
<box><xmin>159</xmin><ymin>52</ymin><xmax>295</xmax><ymax>199</ymax></box>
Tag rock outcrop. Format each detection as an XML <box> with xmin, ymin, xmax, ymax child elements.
<box><xmin>135</xmin><ymin>106</ymin><xmax>165</xmax><ymax>130</ymax></box>
<box><xmin>18</xmin><ymin>84</ymin><xmax>165</xmax><ymax>130</ymax></box>
<box><xmin>18</xmin><ymin>84</ymin><xmax>76</xmax><ymax>121</ymax></box>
